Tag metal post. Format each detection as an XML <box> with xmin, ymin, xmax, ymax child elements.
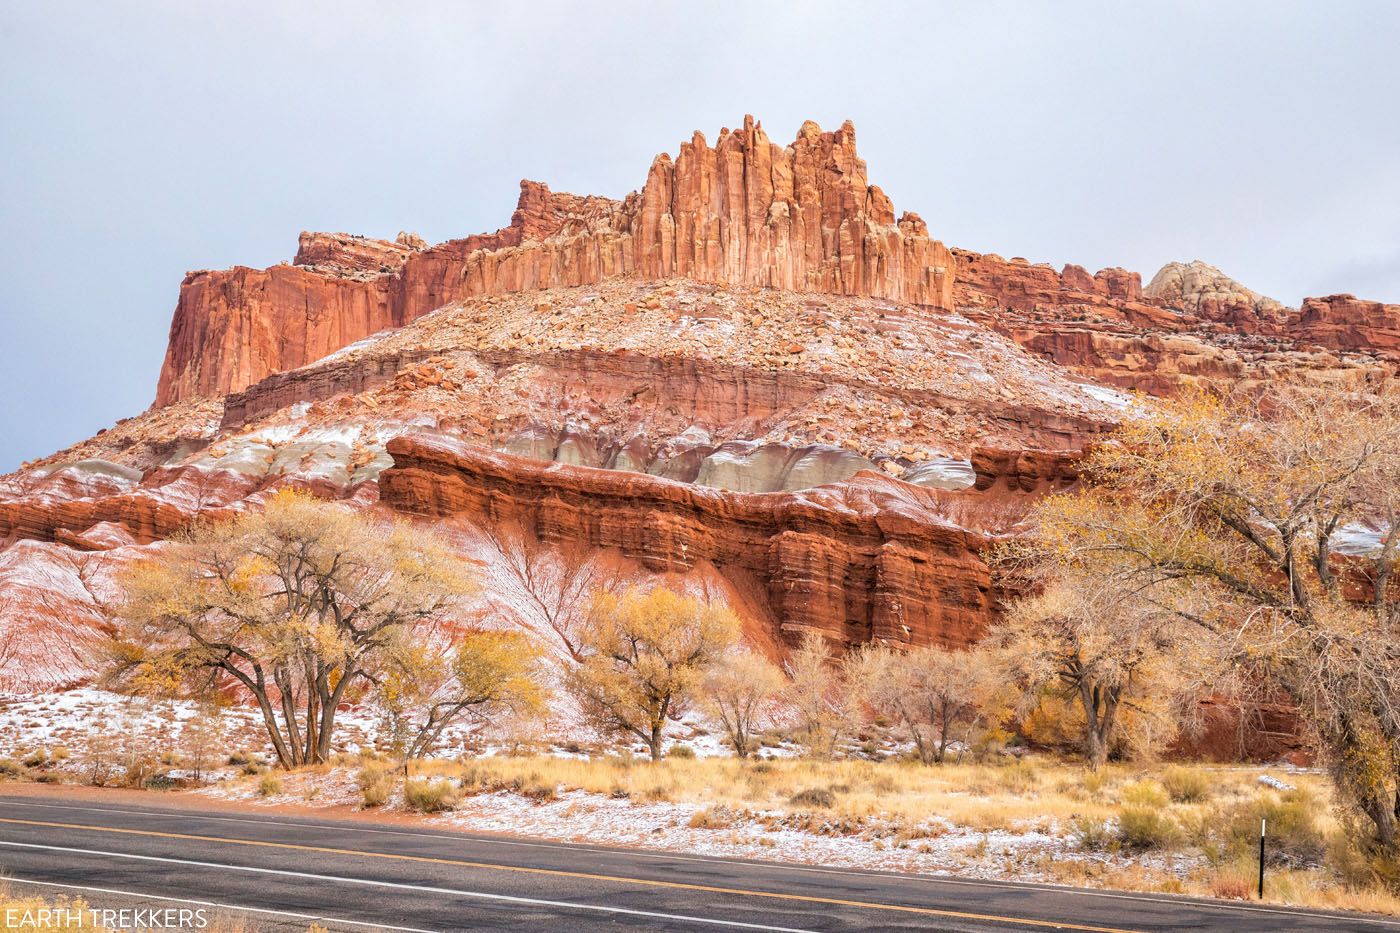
<box><xmin>1258</xmin><ymin>818</ymin><xmax>1266</xmax><ymax>899</ymax></box>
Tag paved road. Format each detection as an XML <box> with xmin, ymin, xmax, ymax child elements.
<box><xmin>0</xmin><ymin>792</ymin><xmax>1393</xmax><ymax>932</ymax></box>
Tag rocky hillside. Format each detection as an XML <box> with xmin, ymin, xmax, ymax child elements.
<box><xmin>3</xmin><ymin>115</ymin><xmax>1399</xmax><ymax>692</ymax></box>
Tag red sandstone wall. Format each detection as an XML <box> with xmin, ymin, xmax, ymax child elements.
<box><xmin>155</xmin><ymin>117</ymin><xmax>956</xmax><ymax>406</ymax></box>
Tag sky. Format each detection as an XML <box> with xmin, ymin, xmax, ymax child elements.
<box><xmin>2</xmin><ymin>1</ymin><xmax>1399</xmax><ymax>471</ymax></box>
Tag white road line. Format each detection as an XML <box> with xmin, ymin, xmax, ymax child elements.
<box><xmin>0</xmin><ymin>876</ymin><xmax>440</xmax><ymax>933</ymax></box>
<box><xmin>4</xmin><ymin>797</ymin><xmax>1397</xmax><ymax>928</ymax></box>
<box><xmin>0</xmin><ymin>839</ymin><xmax>817</xmax><ymax>933</ymax></box>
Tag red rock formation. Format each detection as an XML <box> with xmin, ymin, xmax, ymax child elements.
<box><xmin>379</xmin><ymin>433</ymin><xmax>1070</xmax><ymax>649</ymax></box>
<box><xmin>155</xmin><ymin>117</ymin><xmax>956</xmax><ymax>406</ymax></box>
<box><xmin>953</xmin><ymin>249</ymin><xmax>1148</xmax><ymax>317</ymax></box>
<box><xmin>1295</xmin><ymin>294</ymin><xmax>1400</xmax><ymax>356</ymax></box>
<box><xmin>293</xmin><ymin>231</ymin><xmax>423</xmax><ymax>275</ymax></box>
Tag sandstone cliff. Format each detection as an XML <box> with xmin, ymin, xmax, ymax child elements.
<box><xmin>155</xmin><ymin>117</ymin><xmax>955</xmax><ymax>405</ymax></box>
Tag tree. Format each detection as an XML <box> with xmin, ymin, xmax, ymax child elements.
<box><xmin>784</xmin><ymin>631</ymin><xmax>856</xmax><ymax>759</ymax></box>
<box><xmin>569</xmin><ymin>586</ymin><xmax>739</xmax><ymax>760</ymax></box>
<box><xmin>850</xmin><ymin>642</ymin><xmax>1007</xmax><ymax>765</ymax></box>
<box><xmin>993</xmin><ymin>569</ymin><xmax>1211</xmax><ymax>769</ymax></box>
<box><xmin>179</xmin><ymin>696</ymin><xmax>228</xmax><ymax>782</ymax></box>
<box><xmin>702</xmin><ymin>648</ymin><xmax>785</xmax><ymax>757</ymax></box>
<box><xmin>481</xmin><ymin>521</ymin><xmax>613</xmax><ymax>662</ymax></box>
<box><xmin>1006</xmin><ymin>381</ymin><xmax>1400</xmax><ymax>863</ymax></box>
<box><xmin>377</xmin><ymin>629</ymin><xmax>547</xmax><ymax>760</ymax></box>
<box><xmin>108</xmin><ymin>489</ymin><xmax>475</xmax><ymax>769</ymax></box>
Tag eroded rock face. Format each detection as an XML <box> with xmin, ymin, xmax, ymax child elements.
<box><xmin>1295</xmin><ymin>294</ymin><xmax>1400</xmax><ymax>356</ymax></box>
<box><xmin>155</xmin><ymin>117</ymin><xmax>956</xmax><ymax>405</ymax></box>
<box><xmin>379</xmin><ymin>433</ymin><xmax>1056</xmax><ymax>648</ymax></box>
<box><xmin>293</xmin><ymin>232</ymin><xmax>424</xmax><ymax>276</ymax></box>
<box><xmin>1144</xmin><ymin>260</ymin><xmax>1285</xmax><ymax>324</ymax></box>
<box><xmin>953</xmin><ymin>249</ymin><xmax>1153</xmax><ymax>318</ymax></box>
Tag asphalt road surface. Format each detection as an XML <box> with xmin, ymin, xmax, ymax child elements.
<box><xmin>0</xmin><ymin>791</ymin><xmax>1394</xmax><ymax>932</ymax></box>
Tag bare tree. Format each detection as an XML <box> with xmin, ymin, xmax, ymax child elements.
<box><xmin>702</xmin><ymin>648</ymin><xmax>785</xmax><ymax>757</ymax></box>
<box><xmin>376</xmin><ymin>629</ymin><xmax>547</xmax><ymax>760</ymax></box>
<box><xmin>784</xmin><ymin>632</ymin><xmax>856</xmax><ymax>759</ymax></box>
<box><xmin>851</xmin><ymin>642</ymin><xmax>1007</xmax><ymax>765</ymax></box>
<box><xmin>993</xmin><ymin>570</ymin><xmax>1213</xmax><ymax>769</ymax></box>
<box><xmin>481</xmin><ymin>520</ymin><xmax>612</xmax><ymax>662</ymax></box>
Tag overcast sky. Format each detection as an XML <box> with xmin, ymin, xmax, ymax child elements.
<box><xmin>3</xmin><ymin>2</ymin><xmax>1398</xmax><ymax>471</ymax></box>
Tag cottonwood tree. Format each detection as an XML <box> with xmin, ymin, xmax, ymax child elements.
<box><xmin>108</xmin><ymin>489</ymin><xmax>475</xmax><ymax>769</ymax></box>
<box><xmin>993</xmin><ymin>568</ymin><xmax>1212</xmax><ymax>769</ymax></box>
<box><xmin>376</xmin><ymin>629</ymin><xmax>546</xmax><ymax>760</ymax></box>
<box><xmin>569</xmin><ymin>586</ymin><xmax>739</xmax><ymax>760</ymax></box>
<box><xmin>850</xmin><ymin>642</ymin><xmax>1007</xmax><ymax>765</ymax></box>
<box><xmin>481</xmin><ymin>521</ymin><xmax>613</xmax><ymax>662</ymax></box>
<box><xmin>701</xmin><ymin>648</ymin><xmax>785</xmax><ymax>757</ymax></box>
<box><xmin>784</xmin><ymin>631</ymin><xmax>857</xmax><ymax>759</ymax></box>
<box><xmin>1006</xmin><ymin>381</ymin><xmax>1400</xmax><ymax>866</ymax></box>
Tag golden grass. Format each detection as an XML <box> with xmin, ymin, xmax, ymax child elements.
<box><xmin>213</xmin><ymin>752</ymin><xmax>1400</xmax><ymax>917</ymax></box>
<box><xmin>406</xmin><ymin>753</ymin><xmax>1317</xmax><ymax>836</ymax></box>
<box><xmin>0</xmin><ymin>883</ymin><xmax>275</xmax><ymax>932</ymax></box>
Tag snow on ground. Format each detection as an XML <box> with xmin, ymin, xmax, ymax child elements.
<box><xmin>198</xmin><ymin>764</ymin><xmax>1182</xmax><ymax>883</ymax></box>
<box><xmin>1331</xmin><ymin>522</ymin><xmax>1390</xmax><ymax>556</ymax></box>
<box><xmin>1079</xmin><ymin>383</ymin><xmax>1136</xmax><ymax>410</ymax></box>
<box><xmin>2</xmin><ymin>689</ymin><xmax>1216</xmax><ymax>884</ymax></box>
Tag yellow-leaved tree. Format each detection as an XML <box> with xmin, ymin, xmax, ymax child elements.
<box><xmin>568</xmin><ymin>586</ymin><xmax>739</xmax><ymax>760</ymax></box>
<box><xmin>1002</xmin><ymin>380</ymin><xmax>1400</xmax><ymax>868</ymax></box>
<box><xmin>377</xmin><ymin>629</ymin><xmax>547</xmax><ymax>760</ymax></box>
<box><xmin>108</xmin><ymin>489</ymin><xmax>477</xmax><ymax>768</ymax></box>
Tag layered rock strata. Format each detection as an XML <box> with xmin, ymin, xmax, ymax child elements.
<box><xmin>379</xmin><ymin>434</ymin><xmax>1070</xmax><ymax>648</ymax></box>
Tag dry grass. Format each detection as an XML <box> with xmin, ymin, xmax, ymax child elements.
<box><xmin>398</xmin><ymin>753</ymin><xmax>1400</xmax><ymax>915</ymax></box>
<box><xmin>406</xmin><ymin>754</ymin><xmax>1302</xmax><ymax>836</ymax></box>
<box><xmin>0</xmin><ymin>883</ymin><xmax>273</xmax><ymax>932</ymax></box>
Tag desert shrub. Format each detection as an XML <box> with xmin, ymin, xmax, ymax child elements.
<box><xmin>1219</xmin><ymin>791</ymin><xmax>1325</xmax><ymax>868</ymax></box>
<box><xmin>21</xmin><ymin>750</ymin><xmax>49</xmax><ymax>769</ymax></box>
<box><xmin>1121</xmin><ymin>779</ymin><xmax>1169</xmax><ymax>809</ymax></box>
<box><xmin>789</xmin><ymin>787</ymin><xmax>837</xmax><ymax>809</ymax></box>
<box><xmin>49</xmin><ymin>746</ymin><xmax>70</xmax><ymax>762</ymax></box>
<box><xmin>1162</xmin><ymin>765</ymin><xmax>1212</xmax><ymax>803</ymax></box>
<box><xmin>668</xmin><ymin>744</ymin><xmax>696</xmax><ymax>760</ymax></box>
<box><xmin>227</xmin><ymin>750</ymin><xmax>252</xmax><ymax>766</ymax></box>
<box><xmin>521</xmin><ymin>778</ymin><xmax>558</xmax><ymax>802</ymax></box>
<box><xmin>257</xmin><ymin>774</ymin><xmax>282</xmax><ymax>797</ymax></box>
<box><xmin>404</xmin><ymin>778</ymin><xmax>460</xmax><ymax>812</ymax></box>
<box><xmin>1208</xmin><ymin>868</ymin><xmax>1254</xmax><ymax>900</ymax></box>
<box><xmin>688</xmin><ymin>806</ymin><xmax>734</xmax><ymax>830</ymax></box>
<box><xmin>33</xmin><ymin>773</ymin><xmax>62</xmax><ymax>784</ymax></box>
<box><xmin>1070</xmin><ymin>815</ymin><xmax>1116</xmax><ymax>852</ymax></box>
<box><xmin>357</xmin><ymin>765</ymin><xmax>395</xmax><ymax>808</ymax></box>
<box><xmin>1117</xmin><ymin>806</ymin><xmax>1181</xmax><ymax>850</ymax></box>
<box><xmin>1328</xmin><ymin>827</ymin><xmax>1400</xmax><ymax>890</ymax></box>
<box><xmin>996</xmin><ymin>761</ymin><xmax>1038</xmax><ymax>795</ymax></box>
<box><xmin>0</xmin><ymin>759</ymin><xmax>23</xmax><ymax>777</ymax></box>
<box><xmin>1080</xmin><ymin>768</ymin><xmax>1111</xmax><ymax>796</ymax></box>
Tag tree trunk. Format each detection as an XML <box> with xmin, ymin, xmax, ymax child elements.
<box><xmin>315</xmin><ymin>670</ymin><xmax>353</xmax><ymax>763</ymax></box>
<box><xmin>1079</xmin><ymin>679</ymin><xmax>1117</xmax><ymax>771</ymax></box>
<box><xmin>648</xmin><ymin>724</ymin><xmax>664</xmax><ymax>761</ymax></box>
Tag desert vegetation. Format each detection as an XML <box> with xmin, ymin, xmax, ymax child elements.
<box><xmin>11</xmin><ymin>377</ymin><xmax>1392</xmax><ymax>913</ymax></box>
<box><xmin>999</xmin><ymin>380</ymin><xmax>1400</xmax><ymax>882</ymax></box>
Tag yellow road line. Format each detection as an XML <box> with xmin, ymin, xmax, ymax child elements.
<box><xmin>0</xmin><ymin>816</ymin><xmax>1139</xmax><ymax>932</ymax></box>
